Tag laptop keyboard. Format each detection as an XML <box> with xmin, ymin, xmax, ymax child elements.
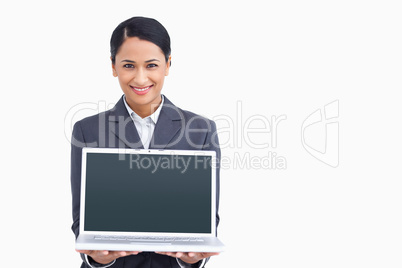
<box><xmin>94</xmin><ymin>236</ymin><xmax>204</xmax><ymax>242</ymax></box>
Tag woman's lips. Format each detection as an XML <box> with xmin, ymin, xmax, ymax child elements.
<box><xmin>130</xmin><ymin>85</ymin><xmax>153</xmax><ymax>95</ymax></box>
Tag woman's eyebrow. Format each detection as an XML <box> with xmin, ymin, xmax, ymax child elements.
<box><xmin>120</xmin><ymin>59</ymin><xmax>160</xmax><ymax>63</ymax></box>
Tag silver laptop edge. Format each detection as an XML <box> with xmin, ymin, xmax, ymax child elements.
<box><xmin>76</xmin><ymin>147</ymin><xmax>224</xmax><ymax>252</ymax></box>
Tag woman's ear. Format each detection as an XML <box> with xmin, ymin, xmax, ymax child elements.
<box><xmin>111</xmin><ymin>57</ymin><xmax>118</xmax><ymax>77</ymax></box>
<box><xmin>165</xmin><ymin>55</ymin><xmax>172</xmax><ymax>76</ymax></box>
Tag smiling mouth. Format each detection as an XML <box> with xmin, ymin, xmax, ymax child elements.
<box><xmin>130</xmin><ymin>85</ymin><xmax>153</xmax><ymax>95</ymax></box>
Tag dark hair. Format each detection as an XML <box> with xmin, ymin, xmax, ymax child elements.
<box><xmin>110</xmin><ymin>16</ymin><xmax>171</xmax><ymax>65</ymax></box>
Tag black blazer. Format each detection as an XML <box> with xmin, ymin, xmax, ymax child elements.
<box><xmin>70</xmin><ymin>95</ymin><xmax>221</xmax><ymax>268</ymax></box>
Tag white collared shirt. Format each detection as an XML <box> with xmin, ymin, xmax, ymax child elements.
<box><xmin>123</xmin><ymin>95</ymin><xmax>164</xmax><ymax>149</ymax></box>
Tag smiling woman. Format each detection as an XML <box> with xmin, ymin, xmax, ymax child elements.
<box><xmin>110</xmin><ymin>17</ymin><xmax>172</xmax><ymax>118</ymax></box>
<box><xmin>112</xmin><ymin>37</ymin><xmax>170</xmax><ymax>118</ymax></box>
<box><xmin>70</xmin><ymin>16</ymin><xmax>221</xmax><ymax>268</ymax></box>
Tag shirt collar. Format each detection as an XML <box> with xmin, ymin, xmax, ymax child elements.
<box><xmin>123</xmin><ymin>95</ymin><xmax>164</xmax><ymax>124</ymax></box>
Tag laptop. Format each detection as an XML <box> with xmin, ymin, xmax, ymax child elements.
<box><xmin>75</xmin><ymin>147</ymin><xmax>225</xmax><ymax>252</ymax></box>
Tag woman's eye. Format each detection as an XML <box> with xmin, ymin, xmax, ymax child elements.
<box><xmin>147</xmin><ymin>63</ymin><xmax>158</xmax><ymax>68</ymax></box>
<box><xmin>123</xmin><ymin>64</ymin><xmax>134</xmax><ymax>68</ymax></box>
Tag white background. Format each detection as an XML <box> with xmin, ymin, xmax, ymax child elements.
<box><xmin>1</xmin><ymin>0</ymin><xmax>401</xmax><ymax>267</ymax></box>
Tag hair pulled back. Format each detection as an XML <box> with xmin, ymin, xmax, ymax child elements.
<box><xmin>110</xmin><ymin>16</ymin><xmax>171</xmax><ymax>64</ymax></box>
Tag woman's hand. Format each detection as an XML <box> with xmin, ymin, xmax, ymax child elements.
<box><xmin>156</xmin><ymin>251</ymin><xmax>219</xmax><ymax>264</ymax></box>
<box><xmin>76</xmin><ymin>249</ymin><xmax>141</xmax><ymax>265</ymax></box>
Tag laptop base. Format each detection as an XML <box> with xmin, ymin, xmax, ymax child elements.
<box><xmin>75</xmin><ymin>234</ymin><xmax>225</xmax><ymax>252</ymax></box>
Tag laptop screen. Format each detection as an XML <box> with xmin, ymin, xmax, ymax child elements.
<box><xmin>83</xmin><ymin>152</ymin><xmax>212</xmax><ymax>234</ymax></box>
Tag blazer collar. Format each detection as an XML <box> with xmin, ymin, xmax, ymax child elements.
<box><xmin>109</xmin><ymin>95</ymin><xmax>183</xmax><ymax>149</ymax></box>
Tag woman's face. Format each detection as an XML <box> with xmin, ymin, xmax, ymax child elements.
<box><xmin>112</xmin><ymin>37</ymin><xmax>171</xmax><ymax>116</ymax></box>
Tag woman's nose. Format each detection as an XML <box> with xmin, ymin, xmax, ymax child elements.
<box><xmin>133</xmin><ymin>68</ymin><xmax>148</xmax><ymax>85</ymax></box>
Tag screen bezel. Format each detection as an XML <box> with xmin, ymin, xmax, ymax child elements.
<box><xmin>79</xmin><ymin>147</ymin><xmax>217</xmax><ymax>238</ymax></box>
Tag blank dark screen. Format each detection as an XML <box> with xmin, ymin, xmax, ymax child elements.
<box><xmin>84</xmin><ymin>153</ymin><xmax>212</xmax><ymax>233</ymax></box>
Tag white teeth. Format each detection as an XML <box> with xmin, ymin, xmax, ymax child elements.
<box><xmin>133</xmin><ymin>86</ymin><xmax>150</xmax><ymax>91</ymax></box>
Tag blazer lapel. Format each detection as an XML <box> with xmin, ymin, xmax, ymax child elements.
<box><xmin>108</xmin><ymin>95</ymin><xmax>183</xmax><ymax>150</ymax></box>
<box><xmin>109</xmin><ymin>96</ymin><xmax>144</xmax><ymax>149</ymax></box>
<box><xmin>150</xmin><ymin>96</ymin><xmax>183</xmax><ymax>149</ymax></box>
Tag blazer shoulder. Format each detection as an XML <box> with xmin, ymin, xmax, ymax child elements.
<box><xmin>73</xmin><ymin>110</ymin><xmax>109</xmax><ymax>129</ymax></box>
<box><xmin>73</xmin><ymin>97</ymin><xmax>125</xmax><ymax>132</ymax></box>
<box><xmin>179</xmin><ymin>107</ymin><xmax>217</xmax><ymax>128</ymax></box>
<box><xmin>72</xmin><ymin>106</ymin><xmax>119</xmax><ymax>145</ymax></box>
<box><xmin>163</xmin><ymin>95</ymin><xmax>215</xmax><ymax>123</ymax></box>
